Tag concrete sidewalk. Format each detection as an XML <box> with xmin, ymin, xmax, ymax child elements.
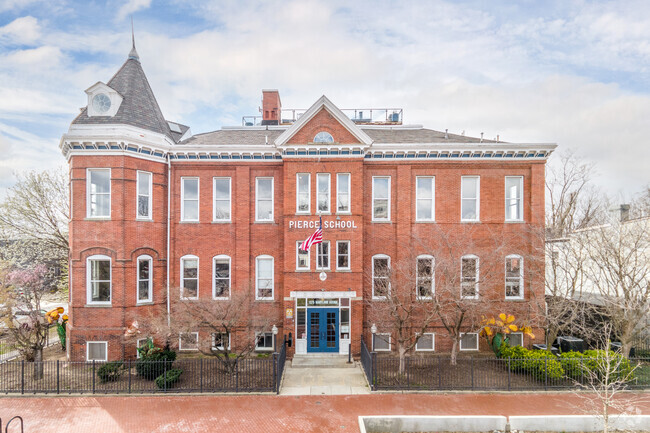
<box><xmin>2</xmin><ymin>392</ymin><xmax>649</xmax><ymax>433</ymax></box>
<box><xmin>281</xmin><ymin>355</ymin><xmax>370</xmax><ymax>395</ymax></box>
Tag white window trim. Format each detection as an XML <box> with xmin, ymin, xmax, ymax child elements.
<box><xmin>461</xmin><ymin>176</ymin><xmax>480</xmax><ymax>222</ymax></box>
<box><xmin>255</xmin><ymin>331</ymin><xmax>275</xmax><ymax>352</ymax></box>
<box><xmin>373</xmin><ymin>333</ymin><xmax>391</xmax><ymax>351</ymax></box>
<box><xmin>316</xmin><ymin>173</ymin><xmax>331</xmax><ymax>214</ymax></box>
<box><xmin>212</xmin><ymin>332</ymin><xmax>231</xmax><ymax>351</ymax></box>
<box><xmin>255</xmin><ymin>255</ymin><xmax>274</xmax><ymax>300</ymax></box>
<box><xmin>372</xmin><ymin>176</ymin><xmax>391</xmax><ymax>222</ymax></box>
<box><xmin>180</xmin><ymin>255</ymin><xmax>199</xmax><ymax>300</ymax></box>
<box><xmin>316</xmin><ymin>240</ymin><xmax>330</xmax><ymax>270</ymax></box>
<box><xmin>255</xmin><ymin>177</ymin><xmax>274</xmax><ymax>222</ymax></box>
<box><xmin>296</xmin><ymin>241</ymin><xmax>310</xmax><ymax>271</ymax></box>
<box><xmin>415</xmin><ymin>176</ymin><xmax>435</xmax><ymax>222</ymax></box>
<box><xmin>86</xmin><ymin>168</ymin><xmax>111</xmax><ymax>219</ymax></box>
<box><xmin>505</xmin><ymin>254</ymin><xmax>524</xmax><ymax>300</ymax></box>
<box><xmin>460</xmin><ymin>254</ymin><xmax>479</xmax><ymax>300</ymax></box>
<box><xmin>336</xmin><ymin>173</ymin><xmax>351</xmax><ymax>214</ymax></box>
<box><xmin>508</xmin><ymin>332</ymin><xmax>524</xmax><ymax>347</ymax></box>
<box><xmin>213</xmin><ymin>177</ymin><xmax>232</xmax><ymax>222</ymax></box>
<box><xmin>179</xmin><ymin>332</ymin><xmax>199</xmax><ymax>351</ymax></box>
<box><xmin>336</xmin><ymin>240</ymin><xmax>351</xmax><ymax>271</ymax></box>
<box><xmin>416</xmin><ymin>254</ymin><xmax>435</xmax><ymax>299</ymax></box>
<box><xmin>86</xmin><ymin>254</ymin><xmax>112</xmax><ymax>306</ymax></box>
<box><xmin>415</xmin><ymin>333</ymin><xmax>435</xmax><ymax>352</ymax></box>
<box><xmin>296</xmin><ymin>173</ymin><xmax>311</xmax><ymax>215</ymax></box>
<box><xmin>86</xmin><ymin>341</ymin><xmax>108</xmax><ymax>362</ymax></box>
<box><xmin>460</xmin><ymin>332</ymin><xmax>479</xmax><ymax>351</ymax></box>
<box><xmin>136</xmin><ymin>338</ymin><xmax>150</xmax><ymax>359</ymax></box>
<box><xmin>181</xmin><ymin>177</ymin><xmax>200</xmax><ymax>222</ymax></box>
<box><xmin>372</xmin><ymin>254</ymin><xmax>391</xmax><ymax>299</ymax></box>
<box><xmin>505</xmin><ymin>176</ymin><xmax>524</xmax><ymax>222</ymax></box>
<box><xmin>212</xmin><ymin>255</ymin><xmax>231</xmax><ymax>299</ymax></box>
<box><xmin>136</xmin><ymin>171</ymin><xmax>152</xmax><ymax>220</ymax></box>
<box><xmin>136</xmin><ymin>254</ymin><xmax>153</xmax><ymax>304</ymax></box>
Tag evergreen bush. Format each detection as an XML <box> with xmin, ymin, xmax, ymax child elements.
<box><xmin>155</xmin><ymin>368</ymin><xmax>183</xmax><ymax>389</ymax></box>
<box><xmin>135</xmin><ymin>347</ymin><xmax>177</xmax><ymax>380</ymax></box>
<box><xmin>97</xmin><ymin>361</ymin><xmax>124</xmax><ymax>383</ymax></box>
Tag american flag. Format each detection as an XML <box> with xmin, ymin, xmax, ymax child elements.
<box><xmin>299</xmin><ymin>216</ymin><xmax>323</xmax><ymax>251</ymax></box>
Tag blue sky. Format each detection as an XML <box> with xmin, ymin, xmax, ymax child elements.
<box><xmin>1</xmin><ymin>0</ymin><xmax>649</xmax><ymax>198</ymax></box>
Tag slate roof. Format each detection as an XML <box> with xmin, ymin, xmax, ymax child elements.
<box><xmin>72</xmin><ymin>57</ymin><xmax>173</xmax><ymax>140</ymax></box>
<box><xmin>181</xmin><ymin>129</ymin><xmax>285</xmax><ymax>146</ymax></box>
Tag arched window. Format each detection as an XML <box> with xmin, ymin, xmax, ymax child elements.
<box><xmin>313</xmin><ymin>131</ymin><xmax>334</xmax><ymax>143</ymax></box>
<box><xmin>460</xmin><ymin>255</ymin><xmax>479</xmax><ymax>299</ymax></box>
<box><xmin>213</xmin><ymin>255</ymin><xmax>231</xmax><ymax>299</ymax></box>
<box><xmin>180</xmin><ymin>255</ymin><xmax>199</xmax><ymax>299</ymax></box>
<box><xmin>416</xmin><ymin>255</ymin><xmax>434</xmax><ymax>299</ymax></box>
<box><xmin>256</xmin><ymin>255</ymin><xmax>274</xmax><ymax>300</ymax></box>
<box><xmin>87</xmin><ymin>254</ymin><xmax>111</xmax><ymax>305</ymax></box>
<box><xmin>505</xmin><ymin>255</ymin><xmax>524</xmax><ymax>299</ymax></box>
<box><xmin>136</xmin><ymin>255</ymin><xmax>152</xmax><ymax>303</ymax></box>
<box><xmin>372</xmin><ymin>254</ymin><xmax>390</xmax><ymax>299</ymax></box>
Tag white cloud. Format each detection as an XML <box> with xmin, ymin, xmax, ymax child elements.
<box><xmin>0</xmin><ymin>16</ymin><xmax>41</xmax><ymax>45</ymax></box>
<box><xmin>116</xmin><ymin>0</ymin><xmax>152</xmax><ymax>21</ymax></box>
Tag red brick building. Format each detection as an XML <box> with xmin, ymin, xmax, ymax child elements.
<box><xmin>60</xmin><ymin>46</ymin><xmax>556</xmax><ymax>361</ymax></box>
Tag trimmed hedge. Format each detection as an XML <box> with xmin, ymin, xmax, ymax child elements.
<box><xmin>97</xmin><ymin>361</ymin><xmax>124</xmax><ymax>383</ymax></box>
<box><xmin>155</xmin><ymin>368</ymin><xmax>183</xmax><ymax>389</ymax></box>
<box><xmin>136</xmin><ymin>348</ymin><xmax>177</xmax><ymax>380</ymax></box>
<box><xmin>499</xmin><ymin>344</ymin><xmax>565</xmax><ymax>380</ymax></box>
<box><xmin>560</xmin><ymin>350</ymin><xmax>634</xmax><ymax>382</ymax></box>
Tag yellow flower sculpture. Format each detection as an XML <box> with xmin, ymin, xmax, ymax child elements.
<box><xmin>480</xmin><ymin>313</ymin><xmax>535</xmax><ymax>356</ymax></box>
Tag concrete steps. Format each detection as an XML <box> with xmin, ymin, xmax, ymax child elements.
<box><xmin>291</xmin><ymin>355</ymin><xmax>355</xmax><ymax>368</ymax></box>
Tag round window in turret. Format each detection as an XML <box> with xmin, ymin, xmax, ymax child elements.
<box><xmin>314</xmin><ymin>131</ymin><xmax>334</xmax><ymax>143</ymax></box>
<box><xmin>92</xmin><ymin>93</ymin><xmax>111</xmax><ymax>114</ymax></box>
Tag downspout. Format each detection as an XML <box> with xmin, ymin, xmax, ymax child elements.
<box><xmin>166</xmin><ymin>153</ymin><xmax>171</xmax><ymax>327</ymax></box>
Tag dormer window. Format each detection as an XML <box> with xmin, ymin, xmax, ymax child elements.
<box><xmin>85</xmin><ymin>82</ymin><xmax>123</xmax><ymax>117</ymax></box>
<box><xmin>92</xmin><ymin>94</ymin><xmax>111</xmax><ymax>114</ymax></box>
<box><xmin>314</xmin><ymin>131</ymin><xmax>334</xmax><ymax>143</ymax></box>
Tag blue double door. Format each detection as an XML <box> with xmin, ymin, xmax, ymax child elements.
<box><xmin>307</xmin><ymin>308</ymin><xmax>339</xmax><ymax>353</ymax></box>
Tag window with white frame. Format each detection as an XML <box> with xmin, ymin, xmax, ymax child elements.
<box><xmin>256</xmin><ymin>177</ymin><xmax>274</xmax><ymax>221</ymax></box>
<box><xmin>181</xmin><ymin>177</ymin><xmax>199</xmax><ymax>222</ymax></box>
<box><xmin>136</xmin><ymin>338</ymin><xmax>151</xmax><ymax>358</ymax></box>
<box><xmin>87</xmin><ymin>255</ymin><xmax>111</xmax><ymax>305</ymax></box>
<box><xmin>372</xmin><ymin>176</ymin><xmax>391</xmax><ymax>221</ymax></box>
<box><xmin>460</xmin><ymin>333</ymin><xmax>479</xmax><ymax>351</ymax></box>
<box><xmin>461</xmin><ymin>176</ymin><xmax>480</xmax><ymax>221</ymax></box>
<box><xmin>256</xmin><ymin>332</ymin><xmax>274</xmax><ymax>351</ymax></box>
<box><xmin>461</xmin><ymin>255</ymin><xmax>479</xmax><ymax>299</ymax></box>
<box><xmin>87</xmin><ymin>168</ymin><xmax>111</xmax><ymax>218</ymax></box>
<box><xmin>212</xmin><ymin>333</ymin><xmax>230</xmax><ymax>351</ymax></box>
<box><xmin>213</xmin><ymin>255</ymin><xmax>230</xmax><ymax>299</ymax></box>
<box><xmin>296</xmin><ymin>242</ymin><xmax>310</xmax><ymax>270</ymax></box>
<box><xmin>296</xmin><ymin>173</ymin><xmax>310</xmax><ymax>214</ymax></box>
<box><xmin>508</xmin><ymin>332</ymin><xmax>523</xmax><ymax>347</ymax></box>
<box><xmin>505</xmin><ymin>176</ymin><xmax>523</xmax><ymax>221</ymax></box>
<box><xmin>316</xmin><ymin>241</ymin><xmax>330</xmax><ymax>270</ymax></box>
<box><xmin>337</xmin><ymin>173</ymin><xmax>350</xmax><ymax>213</ymax></box>
<box><xmin>416</xmin><ymin>176</ymin><xmax>435</xmax><ymax>221</ymax></box>
<box><xmin>336</xmin><ymin>241</ymin><xmax>350</xmax><ymax>270</ymax></box>
<box><xmin>86</xmin><ymin>341</ymin><xmax>107</xmax><ymax>361</ymax></box>
<box><xmin>505</xmin><ymin>255</ymin><xmax>523</xmax><ymax>299</ymax></box>
<box><xmin>372</xmin><ymin>255</ymin><xmax>390</xmax><ymax>298</ymax></box>
<box><xmin>136</xmin><ymin>255</ymin><xmax>152</xmax><ymax>303</ymax></box>
<box><xmin>373</xmin><ymin>333</ymin><xmax>391</xmax><ymax>351</ymax></box>
<box><xmin>415</xmin><ymin>333</ymin><xmax>435</xmax><ymax>351</ymax></box>
<box><xmin>180</xmin><ymin>255</ymin><xmax>199</xmax><ymax>299</ymax></box>
<box><xmin>213</xmin><ymin>177</ymin><xmax>231</xmax><ymax>221</ymax></box>
<box><xmin>136</xmin><ymin>171</ymin><xmax>152</xmax><ymax>219</ymax></box>
<box><xmin>256</xmin><ymin>255</ymin><xmax>274</xmax><ymax>300</ymax></box>
<box><xmin>416</xmin><ymin>255</ymin><xmax>434</xmax><ymax>298</ymax></box>
<box><xmin>179</xmin><ymin>332</ymin><xmax>199</xmax><ymax>351</ymax></box>
<box><xmin>317</xmin><ymin>173</ymin><xmax>330</xmax><ymax>213</ymax></box>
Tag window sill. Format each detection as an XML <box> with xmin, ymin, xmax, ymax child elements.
<box><xmin>254</xmin><ymin>220</ymin><xmax>275</xmax><ymax>224</ymax></box>
<box><xmin>85</xmin><ymin>303</ymin><xmax>112</xmax><ymax>308</ymax></box>
<box><xmin>371</xmin><ymin>220</ymin><xmax>392</xmax><ymax>224</ymax></box>
<box><xmin>179</xmin><ymin>221</ymin><xmax>200</xmax><ymax>224</ymax></box>
<box><xmin>336</xmin><ymin>268</ymin><xmax>351</xmax><ymax>272</ymax></box>
<box><xmin>295</xmin><ymin>269</ymin><xmax>311</xmax><ymax>272</ymax></box>
<box><xmin>85</xmin><ymin>217</ymin><xmax>111</xmax><ymax>221</ymax></box>
<box><xmin>461</xmin><ymin>220</ymin><xmax>481</xmax><ymax>223</ymax></box>
<box><xmin>255</xmin><ymin>348</ymin><xmax>274</xmax><ymax>352</ymax></box>
<box><xmin>295</xmin><ymin>212</ymin><xmax>311</xmax><ymax>216</ymax></box>
<box><xmin>212</xmin><ymin>220</ymin><xmax>232</xmax><ymax>224</ymax></box>
<box><xmin>459</xmin><ymin>349</ymin><xmax>479</xmax><ymax>352</ymax></box>
<box><xmin>180</xmin><ymin>297</ymin><xmax>199</xmax><ymax>301</ymax></box>
<box><xmin>505</xmin><ymin>297</ymin><xmax>525</xmax><ymax>301</ymax></box>
<box><xmin>136</xmin><ymin>301</ymin><xmax>154</xmax><ymax>306</ymax></box>
<box><xmin>212</xmin><ymin>297</ymin><xmax>230</xmax><ymax>301</ymax></box>
<box><xmin>336</xmin><ymin>211</ymin><xmax>352</xmax><ymax>215</ymax></box>
<box><xmin>505</xmin><ymin>220</ymin><xmax>525</xmax><ymax>224</ymax></box>
<box><xmin>136</xmin><ymin>218</ymin><xmax>153</xmax><ymax>222</ymax></box>
<box><xmin>255</xmin><ymin>298</ymin><xmax>275</xmax><ymax>302</ymax></box>
<box><xmin>415</xmin><ymin>220</ymin><xmax>436</xmax><ymax>223</ymax></box>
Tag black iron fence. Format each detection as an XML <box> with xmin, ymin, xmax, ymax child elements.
<box><xmin>273</xmin><ymin>337</ymin><xmax>287</xmax><ymax>394</ymax></box>
<box><xmin>360</xmin><ymin>336</ymin><xmax>650</xmax><ymax>391</ymax></box>
<box><xmin>0</xmin><ymin>355</ymin><xmax>286</xmax><ymax>394</ymax></box>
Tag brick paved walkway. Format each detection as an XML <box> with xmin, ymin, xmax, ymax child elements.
<box><xmin>1</xmin><ymin>392</ymin><xmax>649</xmax><ymax>432</ymax></box>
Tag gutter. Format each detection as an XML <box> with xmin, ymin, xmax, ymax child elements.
<box><xmin>166</xmin><ymin>153</ymin><xmax>171</xmax><ymax>327</ymax></box>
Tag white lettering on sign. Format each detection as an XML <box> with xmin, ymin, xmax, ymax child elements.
<box><xmin>288</xmin><ymin>219</ymin><xmax>358</xmax><ymax>229</ymax></box>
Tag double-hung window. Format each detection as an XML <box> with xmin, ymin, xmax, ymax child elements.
<box><xmin>296</xmin><ymin>173</ymin><xmax>310</xmax><ymax>214</ymax></box>
<box><xmin>461</xmin><ymin>176</ymin><xmax>480</xmax><ymax>221</ymax></box>
<box><xmin>179</xmin><ymin>332</ymin><xmax>199</xmax><ymax>351</ymax></box>
<box><xmin>256</xmin><ymin>177</ymin><xmax>274</xmax><ymax>221</ymax></box>
<box><xmin>415</xmin><ymin>333</ymin><xmax>435</xmax><ymax>351</ymax></box>
<box><xmin>181</xmin><ymin>255</ymin><xmax>199</xmax><ymax>299</ymax></box>
<box><xmin>317</xmin><ymin>173</ymin><xmax>330</xmax><ymax>213</ymax></box>
<box><xmin>316</xmin><ymin>241</ymin><xmax>330</xmax><ymax>270</ymax></box>
<box><xmin>256</xmin><ymin>255</ymin><xmax>274</xmax><ymax>300</ymax></box>
<box><xmin>373</xmin><ymin>333</ymin><xmax>391</xmax><ymax>351</ymax></box>
<box><xmin>505</xmin><ymin>255</ymin><xmax>523</xmax><ymax>299</ymax></box>
<box><xmin>181</xmin><ymin>177</ymin><xmax>199</xmax><ymax>222</ymax></box>
<box><xmin>212</xmin><ymin>333</ymin><xmax>230</xmax><ymax>351</ymax></box>
<box><xmin>372</xmin><ymin>176</ymin><xmax>390</xmax><ymax>221</ymax></box>
<box><xmin>86</xmin><ymin>341</ymin><xmax>108</xmax><ymax>361</ymax></box>
<box><xmin>136</xmin><ymin>255</ymin><xmax>152</xmax><ymax>303</ymax></box>
<box><xmin>87</xmin><ymin>255</ymin><xmax>111</xmax><ymax>305</ymax></box>
<box><xmin>416</xmin><ymin>176</ymin><xmax>435</xmax><ymax>221</ymax></box>
<box><xmin>256</xmin><ymin>332</ymin><xmax>274</xmax><ymax>351</ymax></box>
<box><xmin>297</xmin><ymin>242</ymin><xmax>310</xmax><ymax>270</ymax></box>
<box><xmin>87</xmin><ymin>168</ymin><xmax>111</xmax><ymax>218</ymax></box>
<box><xmin>336</xmin><ymin>241</ymin><xmax>350</xmax><ymax>270</ymax></box>
<box><xmin>136</xmin><ymin>171</ymin><xmax>152</xmax><ymax>220</ymax></box>
<box><xmin>213</xmin><ymin>255</ymin><xmax>230</xmax><ymax>299</ymax></box>
<box><xmin>508</xmin><ymin>332</ymin><xmax>524</xmax><ymax>347</ymax></box>
<box><xmin>416</xmin><ymin>255</ymin><xmax>434</xmax><ymax>298</ymax></box>
<box><xmin>461</xmin><ymin>255</ymin><xmax>479</xmax><ymax>299</ymax></box>
<box><xmin>213</xmin><ymin>177</ymin><xmax>231</xmax><ymax>221</ymax></box>
<box><xmin>505</xmin><ymin>176</ymin><xmax>523</xmax><ymax>222</ymax></box>
<box><xmin>372</xmin><ymin>255</ymin><xmax>390</xmax><ymax>299</ymax></box>
<box><xmin>460</xmin><ymin>333</ymin><xmax>479</xmax><ymax>351</ymax></box>
<box><xmin>337</xmin><ymin>173</ymin><xmax>351</xmax><ymax>213</ymax></box>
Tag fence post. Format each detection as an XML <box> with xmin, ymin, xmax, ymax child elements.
<box><xmin>438</xmin><ymin>356</ymin><xmax>442</xmax><ymax>389</ymax></box>
<box><xmin>21</xmin><ymin>360</ymin><xmax>24</xmax><ymax>395</ymax></box>
<box><xmin>471</xmin><ymin>356</ymin><xmax>474</xmax><ymax>390</ymax></box>
<box><xmin>200</xmin><ymin>358</ymin><xmax>203</xmax><ymax>393</ymax></box>
<box><xmin>507</xmin><ymin>358</ymin><xmax>511</xmax><ymax>391</ymax></box>
<box><xmin>236</xmin><ymin>359</ymin><xmax>239</xmax><ymax>393</ymax></box>
<box><xmin>128</xmin><ymin>360</ymin><xmax>131</xmax><ymax>394</ymax></box>
<box><xmin>406</xmin><ymin>357</ymin><xmax>410</xmax><ymax>390</ymax></box>
<box><xmin>57</xmin><ymin>360</ymin><xmax>60</xmax><ymax>394</ymax></box>
<box><xmin>164</xmin><ymin>361</ymin><xmax>168</xmax><ymax>393</ymax></box>
<box><xmin>92</xmin><ymin>360</ymin><xmax>96</xmax><ymax>394</ymax></box>
<box><xmin>371</xmin><ymin>351</ymin><xmax>377</xmax><ymax>391</ymax></box>
<box><xmin>273</xmin><ymin>352</ymin><xmax>278</xmax><ymax>394</ymax></box>
<box><xmin>544</xmin><ymin>357</ymin><xmax>548</xmax><ymax>391</ymax></box>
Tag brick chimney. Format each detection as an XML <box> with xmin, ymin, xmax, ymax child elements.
<box><xmin>261</xmin><ymin>89</ymin><xmax>281</xmax><ymax>126</ymax></box>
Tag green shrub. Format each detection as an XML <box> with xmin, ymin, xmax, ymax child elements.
<box><xmin>155</xmin><ymin>368</ymin><xmax>183</xmax><ymax>389</ymax></box>
<box><xmin>136</xmin><ymin>347</ymin><xmax>177</xmax><ymax>380</ymax></box>
<box><xmin>97</xmin><ymin>361</ymin><xmax>124</xmax><ymax>383</ymax></box>
<box><xmin>500</xmin><ymin>344</ymin><xmax>565</xmax><ymax>380</ymax></box>
<box><xmin>560</xmin><ymin>350</ymin><xmax>635</xmax><ymax>382</ymax></box>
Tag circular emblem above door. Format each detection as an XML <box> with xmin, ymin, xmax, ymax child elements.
<box><xmin>319</xmin><ymin>272</ymin><xmax>327</xmax><ymax>281</ymax></box>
